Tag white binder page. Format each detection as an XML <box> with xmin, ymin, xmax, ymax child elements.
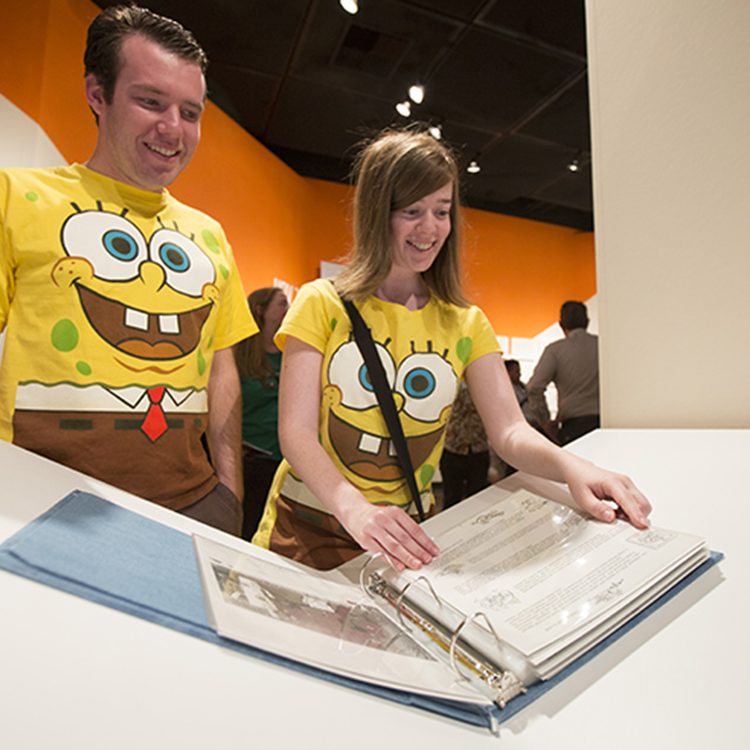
<box><xmin>411</xmin><ymin>490</ymin><xmax>706</xmax><ymax>659</ymax></box>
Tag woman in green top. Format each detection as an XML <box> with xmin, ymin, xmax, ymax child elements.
<box><xmin>235</xmin><ymin>287</ymin><xmax>289</xmax><ymax>539</ymax></box>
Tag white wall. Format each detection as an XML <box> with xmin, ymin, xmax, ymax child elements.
<box><xmin>0</xmin><ymin>95</ymin><xmax>66</xmax><ymax>168</ymax></box>
<box><xmin>586</xmin><ymin>0</ymin><xmax>750</xmax><ymax>428</ymax></box>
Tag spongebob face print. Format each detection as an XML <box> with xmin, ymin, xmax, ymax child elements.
<box><xmin>322</xmin><ymin>336</ymin><xmax>458</xmax><ymax>503</ymax></box>
<box><xmin>0</xmin><ymin>167</ymin><xmax>258</xmax><ymax>497</ymax></box>
<box><xmin>50</xmin><ymin>202</ymin><xmax>220</xmax><ymax>384</ymax></box>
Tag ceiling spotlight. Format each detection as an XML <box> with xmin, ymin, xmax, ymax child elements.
<box><xmin>408</xmin><ymin>84</ymin><xmax>424</xmax><ymax>104</ymax></box>
<box><xmin>467</xmin><ymin>160</ymin><xmax>481</xmax><ymax>174</ymax></box>
<box><xmin>428</xmin><ymin>124</ymin><xmax>442</xmax><ymax>140</ymax></box>
<box><xmin>339</xmin><ymin>0</ymin><xmax>359</xmax><ymax>14</ymax></box>
<box><xmin>395</xmin><ymin>100</ymin><xmax>411</xmax><ymax>117</ymax></box>
<box><xmin>567</xmin><ymin>158</ymin><xmax>580</xmax><ymax>172</ymax></box>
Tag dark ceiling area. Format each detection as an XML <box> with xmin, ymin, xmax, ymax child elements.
<box><xmin>94</xmin><ymin>0</ymin><xmax>593</xmax><ymax>230</ymax></box>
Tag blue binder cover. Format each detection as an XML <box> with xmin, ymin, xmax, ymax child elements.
<box><xmin>0</xmin><ymin>490</ymin><xmax>723</xmax><ymax>733</ymax></box>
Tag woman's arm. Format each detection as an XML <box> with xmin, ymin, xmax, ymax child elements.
<box><xmin>465</xmin><ymin>352</ymin><xmax>651</xmax><ymax>528</ymax></box>
<box><xmin>278</xmin><ymin>335</ymin><xmax>439</xmax><ymax>570</ymax></box>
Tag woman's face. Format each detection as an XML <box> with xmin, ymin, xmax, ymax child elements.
<box><xmin>389</xmin><ymin>182</ymin><xmax>453</xmax><ymax>277</ymax></box>
<box><xmin>260</xmin><ymin>291</ymin><xmax>289</xmax><ymax>334</ymax></box>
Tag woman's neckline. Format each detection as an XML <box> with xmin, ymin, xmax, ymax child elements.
<box><xmin>373</xmin><ymin>276</ymin><xmax>431</xmax><ymax>311</ymax></box>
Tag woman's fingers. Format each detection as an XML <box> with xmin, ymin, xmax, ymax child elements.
<box><xmin>571</xmin><ymin>470</ymin><xmax>652</xmax><ymax>529</ymax></box>
<box><xmin>355</xmin><ymin>506</ymin><xmax>439</xmax><ymax>570</ymax></box>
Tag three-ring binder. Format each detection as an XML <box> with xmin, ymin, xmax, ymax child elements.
<box><xmin>360</xmin><ymin>556</ymin><xmax>527</xmax><ymax>708</ymax></box>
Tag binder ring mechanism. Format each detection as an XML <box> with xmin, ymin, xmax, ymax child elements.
<box><xmin>450</xmin><ymin>612</ymin><xmax>526</xmax><ymax>709</ymax></box>
<box><xmin>359</xmin><ymin>552</ymin><xmax>398</xmax><ymax>594</ymax></box>
<box><xmin>360</xmin><ymin>555</ymin><xmax>526</xmax><ymax>709</ymax></box>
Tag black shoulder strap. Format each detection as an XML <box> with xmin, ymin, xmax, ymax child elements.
<box><xmin>339</xmin><ymin>294</ymin><xmax>426</xmax><ymax>522</ymax></box>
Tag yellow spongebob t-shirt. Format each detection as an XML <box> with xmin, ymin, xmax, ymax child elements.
<box><xmin>0</xmin><ymin>165</ymin><xmax>256</xmax><ymax>508</ymax></box>
<box><xmin>254</xmin><ymin>277</ymin><xmax>501</xmax><ymax>548</ymax></box>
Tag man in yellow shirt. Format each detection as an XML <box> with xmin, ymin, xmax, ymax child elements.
<box><xmin>0</xmin><ymin>5</ymin><xmax>256</xmax><ymax>533</ymax></box>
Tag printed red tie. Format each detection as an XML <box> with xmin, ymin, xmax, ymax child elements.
<box><xmin>141</xmin><ymin>387</ymin><xmax>168</xmax><ymax>441</ymax></box>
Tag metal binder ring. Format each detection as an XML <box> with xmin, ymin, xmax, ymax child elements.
<box><xmin>358</xmin><ymin>552</ymin><xmax>397</xmax><ymax>598</ymax></box>
<box><xmin>450</xmin><ymin>612</ymin><xmax>527</xmax><ymax>707</ymax></box>
<box><xmin>396</xmin><ymin>575</ymin><xmax>442</xmax><ymax>631</ymax></box>
<box><xmin>449</xmin><ymin>616</ymin><xmax>471</xmax><ymax>681</ymax></box>
<box><xmin>449</xmin><ymin>611</ymin><xmax>503</xmax><ymax>682</ymax></box>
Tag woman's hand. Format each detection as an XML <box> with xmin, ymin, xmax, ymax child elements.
<box><xmin>564</xmin><ymin>461</ymin><xmax>652</xmax><ymax>529</ymax></box>
<box><xmin>338</xmin><ymin>500</ymin><xmax>440</xmax><ymax>572</ymax></box>
<box><xmin>464</xmin><ymin>353</ymin><xmax>652</xmax><ymax>531</ymax></box>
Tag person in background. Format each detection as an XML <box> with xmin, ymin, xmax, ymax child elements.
<box><xmin>235</xmin><ymin>287</ymin><xmax>289</xmax><ymax>539</ymax></box>
<box><xmin>527</xmin><ymin>301</ymin><xmax>600</xmax><ymax>445</ymax></box>
<box><xmin>252</xmin><ymin>126</ymin><xmax>651</xmax><ymax>572</ymax></box>
<box><xmin>505</xmin><ymin>359</ymin><xmax>525</xmax><ymax>406</ymax></box>
<box><xmin>439</xmin><ymin>381</ymin><xmax>490</xmax><ymax>508</ymax></box>
<box><xmin>0</xmin><ymin>5</ymin><xmax>256</xmax><ymax>534</ymax></box>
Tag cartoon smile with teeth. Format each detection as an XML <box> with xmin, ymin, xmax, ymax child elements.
<box><xmin>321</xmin><ymin>336</ymin><xmax>458</xmax><ymax>504</ymax></box>
<box><xmin>50</xmin><ymin>203</ymin><xmax>220</xmax><ymax>382</ymax></box>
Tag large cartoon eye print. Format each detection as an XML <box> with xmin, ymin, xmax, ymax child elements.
<box><xmin>328</xmin><ymin>340</ymin><xmax>396</xmax><ymax>410</ymax></box>
<box><xmin>61</xmin><ymin>210</ymin><xmax>148</xmax><ymax>280</ymax></box>
<box><xmin>395</xmin><ymin>352</ymin><xmax>457</xmax><ymax>422</ymax></box>
<box><xmin>148</xmin><ymin>228</ymin><xmax>216</xmax><ymax>297</ymax></box>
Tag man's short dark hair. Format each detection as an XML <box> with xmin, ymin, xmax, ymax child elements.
<box><xmin>84</xmin><ymin>4</ymin><xmax>208</xmax><ymax>104</ymax></box>
<box><xmin>560</xmin><ymin>301</ymin><xmax>589</xmax><ymax>331</ymax></box>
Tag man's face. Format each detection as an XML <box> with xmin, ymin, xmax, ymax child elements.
<box><xmin>85</xmin><ymin>34</ymin><xmax>205</xmax><ymax>192</ymax></box>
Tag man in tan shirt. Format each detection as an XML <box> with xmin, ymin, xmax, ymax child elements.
<box><xmin>527</xmin><ymin>301</ymin><xmax>600</xmax><ymax>445</ymax></box>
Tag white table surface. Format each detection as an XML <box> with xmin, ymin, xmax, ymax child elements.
<box><xmin>1</xmin><ymin>429</ymin><xmax>747</xmax><ymax>749</ymax></box>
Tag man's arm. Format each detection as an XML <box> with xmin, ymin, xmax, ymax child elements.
<box><xmin>206</xmin><ymin>346</ymin><xmax>243</xmax><ymax>500</ymax></box>
<box><xmin>0</xmin><ymin>208</ymin><xmax>14</xmax><ymax>333</ymax></box>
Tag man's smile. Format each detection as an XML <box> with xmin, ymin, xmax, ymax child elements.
<box><xmin>146</xmin><ymin>142</ymin><xmax>179</xmax><ymax>158</ymax></box>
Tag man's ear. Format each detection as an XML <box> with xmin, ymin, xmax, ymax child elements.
<box><xmin>84</xmin><ymin>73</ymin><xmax>106</xmax><ymax>117</ymax></box>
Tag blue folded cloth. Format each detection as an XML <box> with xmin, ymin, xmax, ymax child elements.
<box><xmin>0</xmin><ymin>490</ymin><xmax>723</xmax><ymax>732</ymax></box>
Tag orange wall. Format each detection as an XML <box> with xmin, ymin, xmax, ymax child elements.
<box><xmin>462</xmin><ymin>210</ymin><xmax>596</xmax><ymax>336</ymax></box>
<box><xmin>1</xmin><ymin>0</ymin><xmax>595</xmax><ymax>339</ymax></box>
